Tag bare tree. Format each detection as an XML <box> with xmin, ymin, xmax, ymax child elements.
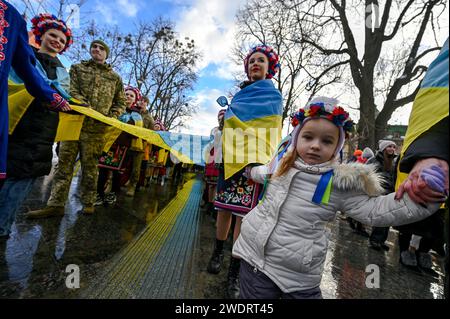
<box><xmin>123</xmin><ymin>19</ymin><xmax>201</xmax><ymax>130</ymax></box>
<box><xmin>285</xmin><ymin>0</ymin><xmax>447</xmax><ymax>149</ymax></box>
<box><xmin>66</xmin><ymin>17</ymin><xmax>201</xmax><ymax>131</ymax></box>
<box><xmin>66</xmin><ymin>21</ymin><xmax>133</xmax><ymax>70</ymax></box>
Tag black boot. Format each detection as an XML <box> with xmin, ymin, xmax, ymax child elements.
<box><xmin>207</xmin><ymin>203</ymin><xmax>217</xmax><ymax>220</ymax></box>
<box><xmin>206</xmin><ymin>202</ymin><xmax>214</xmax><ymax>216</ymax></box>
<box><xmin>226</xmin><ymin>257</ymin><xmax>241</xmax><ymax>299</ymax></box>
<box><xmin>207</xmin><ymin>240</ymin><xmax>224</xmax><ymax>274</ymax></box>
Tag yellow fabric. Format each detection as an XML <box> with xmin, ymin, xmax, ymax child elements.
<box><xmin>395</xmin><ymin>87</ymin><xmax>449</xmax><ymax>190</ymax></box>
<box><xmin>102</xmin><ymin>127</ymin><xmax>122</xmax><ymax>152</ymax></box>
<box><xmin>8</xmin><ymin>81</ymin><xmax>35</xmax><ymax>134</ymax></box>
<box><xmin>144</xmin><ymin>143</ymin><xmax>152</xmax><ymax>161</ymax></box>
<box><xmin>7</xmin><ymin>83</ymin><xmax>193</xmax><ymax>163</ymax></box>
<box><xmin>222</xmin><ymin>114</ymin><xmax>282</xmax><ymax>180</ymax></box>
<box><xmin>54</xmin><ymin>113</ymin><xmax>84</xmax><ymax>141</ymax></box>
<box><xmin>157</xmin><ymin>149</ymin><xmax>168</xmax><ymax>165</ymax></box>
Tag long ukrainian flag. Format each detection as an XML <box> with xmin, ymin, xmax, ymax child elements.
<box><xmin>395</xmin><ymin>38</ymin><xmax>449</xmax><ymax>190</ymax></box>
<box><xmin>222</xmin><ymin>79</ymin><xmax>283</xmax><ymax>180</ymax></box>
<box><xmin>8</xmin><ymin>81</ymin><xmax>211</xmax><ymax>165</ymax></box>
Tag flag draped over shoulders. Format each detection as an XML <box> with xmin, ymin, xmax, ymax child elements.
<box><xmin>395</xmin><ymin>38</ymin><xmax>449</xmax><ymax>190</ymax></box>
<box><xmin>222</xmin><ymin>79</ymin><xmax>283</xmax><ymax>180</ymax></box>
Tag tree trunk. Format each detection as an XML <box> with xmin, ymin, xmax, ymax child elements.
<box><xmin>358</xmin><ymin>88</ymin><xmax>376</xmax><ymax>150</ymax></box>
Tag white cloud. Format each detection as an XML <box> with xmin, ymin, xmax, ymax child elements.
<box><xmin>116</xmin><ymin>0</ymin><xmax>139</xmax><ymax>17</ymax></box>
<box><xmin>95</xmin><ymin>1</ymin><xmax>118</xmax><ymax>24</ymax></box>
<box><xmin>179</xmin><ymin>88</ymin><xmax>225</xmax><ymax>136</ymax></box>
<box><xmin>96</xmin><ymin>0</ymin><xmax>139</xmax><ymax>24</ymax></box>
<box><xmin>175</xmin><ymin>0</ymin><xmax>247</xmax><ymax>75</ymax></box>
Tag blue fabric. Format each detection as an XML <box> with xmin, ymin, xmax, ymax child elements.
<box><xmin>421</xmin><ymin>38</ymin><xmax>448</xmax><ymax>89</ymax></box>
<box><xmin>0</xmin><ymin>177</ymin><xmax>36</xmax><ymax>235</ymax></box>
<box><xmin>9</xmin><ymin>59</ymin><xmax>71</xmax><ymax>99</ymax></box>
<box><xmin>312</xmin><ymin>170</ymin><xmax>334</xmax><ymax>205</ymax></box>
<box><xmin>224</xmin><ymin>80</ymin><xmax>282</xmax><ymax>122</ymax></box>
<box><xmin>156</xmin><ymin>131</ymin><xmax>212</xmax><ymax>166</ymax></box>
<box><xmin>1</xmin><ymin>1</ymin><xmax>58</xmax><ymax>179</ymax></box>
<box><xmin>119</xmin><ymin>111</ymin><xmax>143</xmax><ymax>124</ymax></box>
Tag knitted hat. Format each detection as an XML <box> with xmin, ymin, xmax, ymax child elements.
<box><xmin>218</xmin><ymin>109</ymin><xmax>226</xmax><ymax>119</ymax></box>
<box><xmin>362</xmin><ymin>147</ymin><xmax>374</xmax><ymax>159</ymax></box>
<box><xmin>244</xmin><ymin>44</ymin><xmax>280</xmax><ymax>80</ymax></box>
<box><xmin>378</xmin><ymin>140</ymin><xmax>396</xmax><ymax>153</ymax></box>
<box><xmin>124</xmin><ymin>86</ymin><xmax>142</xmax><ymax>111</ymax></box>
<box><xmin>153</xmin><ymin>119</ymin><xmax>167</xmax><ymax>131</ymax></box>
<box><xmin>90</xmin><ymin>39</ymin><xmax>110</xmax><ymax>59</ymax></box>
<box><xmin>288</xmin><ymin>97</ymin><xmax>354</xmax><ymax>159</ymax></box>
<box><xmin>31</xmin><ymin>13</ymin><xmax>73</xmax><ymax>54</ymax></box>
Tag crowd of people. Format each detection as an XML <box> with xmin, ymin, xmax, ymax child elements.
<box><xmin>0</xmin><ymin>0</ymin><xmax>448</xmax><ymax>300</ymax></box>
<box><xmin>202</xmin><ymin>40</ymin><xmax>448</xmax><ymax>299</ymax></box>
<box><xmin>0</xmin><ymin>3</ymin><xmax>175</xmax><ymax>234</ymax></box>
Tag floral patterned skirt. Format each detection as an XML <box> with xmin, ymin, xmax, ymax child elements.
<box><xmin>214</xmin><ymin>167</ymin><xmax>261</xmax><ymax>216</ymax></box>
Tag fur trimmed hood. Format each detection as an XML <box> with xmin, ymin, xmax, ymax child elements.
<box><xmin>333</xmin><ymin>162</ymin><xmax>385</xmax><ymax>196</ymax></box>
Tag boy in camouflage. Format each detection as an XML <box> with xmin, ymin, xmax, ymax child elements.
<box><xmin>26</xmin><ymin>39</ymin><xmax>126</xmax><ymax>217</ymax></box>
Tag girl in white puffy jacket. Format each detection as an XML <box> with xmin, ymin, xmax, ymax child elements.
<box><xmin>233</xmin><ymin>97</ymin><xmax>446</xmax><ymax>299</ymax></box>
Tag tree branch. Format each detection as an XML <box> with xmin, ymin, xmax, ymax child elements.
<box><xmin>383</xmin><ymin>0</ymin><xmax>415</xmax><ymax>41</ymax></box>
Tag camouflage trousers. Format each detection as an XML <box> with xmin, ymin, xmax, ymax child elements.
<box><xmin>128</xmin><ymin>150</ymin><xmax>144</xmax><ymax>190</ymax></box>
<box><xmin>47</xmin><ymin>132</ymin><xmax>105</xmax><ymax>207</ymax></box>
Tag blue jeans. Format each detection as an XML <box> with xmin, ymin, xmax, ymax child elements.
<box><xmin>0</xmin><ymin>177</ymin><xmax>36</xmax><ymax>236</ymax></box>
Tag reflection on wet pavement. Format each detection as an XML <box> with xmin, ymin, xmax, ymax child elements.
<box><xmin>0</xmin><ymin>167</ymin><xmax>446</xmax><ymax>299</ymax></box>
<box><xmin>195</xmin><ymin>213</ymin><xmax>446</xmax><ymax>299</ymax></box>
<box><xmin>0</xmin><ymin>168</ymin><xmax>182</xmax><ymax>298</ymax></box>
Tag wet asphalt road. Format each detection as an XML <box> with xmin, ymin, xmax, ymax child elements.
<box><xmin>0</xmin><ymin>168</ymin><xmax>445</xmax><ymax>299</ymax></box>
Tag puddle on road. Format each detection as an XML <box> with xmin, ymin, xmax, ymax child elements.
<box><xmin>0</xmin><ymin>171</ymin><xmax>187</xmax><ymax>297</ymax></box>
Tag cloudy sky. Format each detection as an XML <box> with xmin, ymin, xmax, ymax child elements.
<box><xmin>10</xmin><ymin>0</ymin><xmax>449</xmax><ymax>137</ymax></box>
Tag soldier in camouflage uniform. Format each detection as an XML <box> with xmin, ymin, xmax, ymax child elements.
<box><xmin>26</xmin><ymin>39</ymin><xmax>126</xmax><ymax>217</ymax></box>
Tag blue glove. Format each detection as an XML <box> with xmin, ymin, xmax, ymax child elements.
<box><xmin>421</xmin><ymin>165</ymin><xmax>447</xmax><ymax>194</ymax></box>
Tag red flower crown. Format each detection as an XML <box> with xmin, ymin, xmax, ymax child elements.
<box><xmin>290</xmin><ymin>102</ymin><xmax>354</xmax><ymax>136</ymax></box>
<box><xmin>31</xmin><ymin>13</ymin><xmax>73</xmax><ymax>54</ymax></box>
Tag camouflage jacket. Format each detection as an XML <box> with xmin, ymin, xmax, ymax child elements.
<box><xmin>141</xmin><ymin>111</ymin><xmax>155</xmax><ymax>130</ymax></box>
<box><xmin>70</xmin><ymin>59</ymin><xmax>126</xmax><ymax>133</ymax></box>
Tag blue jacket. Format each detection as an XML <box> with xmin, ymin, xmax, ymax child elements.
<box><xmin>0</xmin><ymin>0</ymin><xmax>58</xmax><ymax>179</ymax></box>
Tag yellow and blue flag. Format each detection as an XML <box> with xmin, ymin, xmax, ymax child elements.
<box><xmin>8</xmin><ymin>82</ymin><xmax>211</xmax><ymax>165</ymax></box>
<box><xmin>222</xmin><ymin>79</ymin><xmax>283</xmax><ymax>180</ymax></box>
<box><xmin>396</xmin><ymin>38</ymin><xmax>449</xmax><ymax>190</ymax></box>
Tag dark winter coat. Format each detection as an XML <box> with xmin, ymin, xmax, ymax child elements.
<box><xmin>395</xmin><ymin>117</ymin><xmax>449</xmax><ymax>236</ymax></box>
<box><xmin>366</xmin><ymin>151</ymin><xmax>397</xmax><ymax>194</ymax></box>
<box><xmin>7</xmin><ymin>49</ymin><xmax>64</xmax><ymax>178</ymax></box>
<box><xmin>1</xmin><ymin>1</ymin><xmax>60</xmax><ymax>179</ymax></box>
<box><xmin>400</xmin><ymin>117</ymin><xmax>449</xmax><ymax>172</ymax></box>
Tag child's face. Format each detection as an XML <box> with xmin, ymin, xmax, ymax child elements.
<box><xmin>247</xmin><ymin>52</ymin><xmax>269</xmax><ymax>81</ymax></box>
<box><xmin>296</xmin><ymin>118</ymin><xmax>339</xmax><ymax>165</ymax></box>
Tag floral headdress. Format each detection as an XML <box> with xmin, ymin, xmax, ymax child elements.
<box><xmin>153</xmin><ymin>119</ymin><xmax>167</xmax><ymax>131</ymax></box>
<box><xmin>31</xmin><ymin>13</ymin><xmax>73</xmax><ymax>54</ymax></box>
<box><xmin>217</xmin><ymin>109</ymin><xmax>226</xmax><ymax>119</ymax></box>
<box><xmin>290</xmin><ymin>99</ymin><xmax>354</xmax><ymax>138</ymax></box>
<box><xmin>282</xmin><ymin>97</ymin><xmax>354</xmax><ymax>164</ymax></box>
<box><xmin>124</xmin><ymin>86</ymin><xmax>142</xmax><ymax>111</ymax></box>
<box><xmin>244</xmin><ymin>44</ymin><xmax>280</xmax><ymax>80</ymax></box>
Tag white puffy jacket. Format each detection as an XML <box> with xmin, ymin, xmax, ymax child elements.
<box><xmin>232</xmin><ymin>158</ymin><xmax>440</xmax><ymax>293</ymax></box>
